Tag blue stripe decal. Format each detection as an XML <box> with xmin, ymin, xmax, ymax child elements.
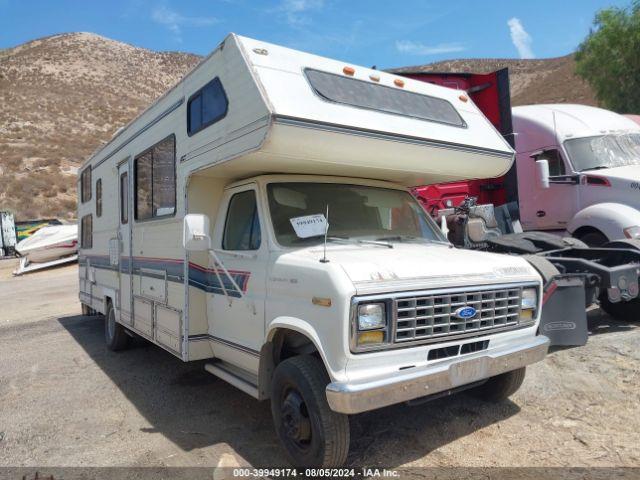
<box><xmin>79</xmin><ymin>255</ymin><xmax>250</xmax><ymax>298</ymax></box>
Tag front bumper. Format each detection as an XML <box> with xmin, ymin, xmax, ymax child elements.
<box><xmin>326</xmin><ymin>335</ymin><xmax>549</xmax><ymax>414</ymax></box>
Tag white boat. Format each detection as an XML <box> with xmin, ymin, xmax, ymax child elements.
<box><xmin>13</xmin><ymin>224</ymin><xmax>78</xmax><ymax>275</ymax></box>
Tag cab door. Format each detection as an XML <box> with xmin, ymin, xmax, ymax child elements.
<box><xmin>207</xmin><ymin>184</ymin><xmax>267</xmax><ymax>361</ymax></box>
<box><xmin>118</xmin><ymin>160</ymin><xmax>133</xmax><ymax>325</ymax></box>
<box><xmin>518</xmin><ymin>148</ymin><xmax>579</xmax><ymax>230</ymax></box>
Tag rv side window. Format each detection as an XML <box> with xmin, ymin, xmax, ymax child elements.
<box><xmin>80</xmin><ymin>166</ymin><xmax>92</xmax><ymax>203</ymax></box>
<box><xmin>120</xmin><ymin>172</ymin><xmax>128</xmax><ymax>224</ymax></box>
<box><xmin>305</xmin><ymin>69</ymin><xmax>465</xmax><ymax>128</ymax></box>
<box><xmin>134</xmin><ymin>135</ymin><xmax>176</xmax><ymax>220</ymax></box>
<box><xmin>223</xmin><ymin>190</ymin><xmax>261</xmax><ymax>251</ymax></box>
<box><xmin>534</xmin><ymin>149</ymin><xmax>566</xmax><ymax>177</ymax></box>
<box><xmin>81</xmin><ymin>214</ymin><xmax>93</xmax><ymax>249</ymax></box>
<box><xmin>187</xmin><ymin>77</ymin><xmax>228</xmax><ymax>136</ymax></box>
<box><xmin>96</xmin><ymin>179</ymin><xmax>102</xmax><ymax>217</ymax></box>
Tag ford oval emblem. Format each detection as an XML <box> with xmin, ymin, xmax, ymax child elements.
<box><xmin>454</xmin><ymin>306</ymin><xmax>477</xmax><ymax>319</ymax></box>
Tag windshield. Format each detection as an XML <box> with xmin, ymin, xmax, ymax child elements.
<box><xmin>564</xmin><ymin>133</ymin><xmax>640</xmax><ymax>171</ymax></box>
<box><xmin>267</xmin><ymin>183</ymin><xmax>446</xmax><ymax>247</ymax></box>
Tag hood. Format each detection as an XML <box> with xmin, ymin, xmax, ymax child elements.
<box><xmin>590</xmin><ymin>164</ymin><xmax>640</xmax><ymax>182</ymax></box>
<box><xmin>294</xmin><ymin>242</ymin><xmax>541</xmax><ymax>295</ymax></box>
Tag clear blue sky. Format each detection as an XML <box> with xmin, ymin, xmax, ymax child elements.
<box><xmin>0</xmin><ymin>0</ymin><xmax>631</xmax><ymax>68</ymax></box>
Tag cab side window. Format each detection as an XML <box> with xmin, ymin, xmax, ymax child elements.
<box><xmin>223</xmin><ymin>191</ymin><xmax>261</xmax><ymax>251</ymax></box>
<box><xmin>535</xmin><ymin>149</ymin><xmax>566</xmax><ymax>177</ymax></box>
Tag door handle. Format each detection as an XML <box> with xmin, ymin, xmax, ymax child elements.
<box><xmin>536</xmin><ymin>210</ymin><xmax>546</xmax><ymax>217</ymax></box>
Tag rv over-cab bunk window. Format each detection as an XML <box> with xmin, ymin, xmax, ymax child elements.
<box><xmin>305</xmin><ymin>69</ymin><xmax>466</xmax><ymax>128</ymax></box>
<box><xmin>187</xmin><ymin>77</ymin><xmax>228</xmax><ymax>136</ymax></box>
<box><xmin>134</xmin><ymin>135</ymin><xmax>176</xmax><ymax>221</ymax></box>
<box><xmin>81</xmin><ymin>214</ymin><xmax>92</xmax><ymax>249</ymax></box>
<box><xmin>80</xmin><ymin>166</ymin><xmax>92</xmax><ymax>203</ymax></box>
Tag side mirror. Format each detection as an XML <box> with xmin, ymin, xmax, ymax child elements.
<box><xmin>183</xmin><ymin>213</ymin><xmax>211</xmax><ymax>251</ymax></box>
<box><xmin>535</xmin><ymin>159</ymin><xmax>550</xmax><ymax>189</ymax></box>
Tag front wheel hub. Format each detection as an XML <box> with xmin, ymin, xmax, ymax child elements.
<box><xmin>281</xmin><ymin>390</ymin><xmax>311</xmax><ymax>444</ymax></box>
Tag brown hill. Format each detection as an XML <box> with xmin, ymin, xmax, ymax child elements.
<box><xmin>0</xmin><ymin>33</ymin><xmax>597</xmax><ymax>221</ymax></box>
<box><xmin>0</xmin><ymin>32</ymin><xmax>201</xmax><ymax>220</ymax></box>
<box><xmin>390</xmin><ymin>54</ymin><xmax>598</xmax><ymax>107</ymax></box>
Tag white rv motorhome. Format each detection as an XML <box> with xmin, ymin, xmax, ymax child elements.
<box><xmin>78</xmin><ymin>34</ymin><xmax>550</xmax><ymax>467</ymax></box>
<box><xmin>513</xmin><ymin>104</ymin><xmax>640</xmax><ymax>246</ymax></box>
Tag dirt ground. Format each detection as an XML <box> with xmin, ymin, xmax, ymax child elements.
<box><xmin>0</xmin><ymin>258</ymin><xmax>639</xmax><ymax>472</ymax></box>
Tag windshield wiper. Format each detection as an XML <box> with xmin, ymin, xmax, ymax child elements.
<box><xmin>581</xmin><ymin>165</ymin><xmax>608</xmax><ymax>171</ymax></box>
<box><xmin>376</xmin><ymin>235</ymin><xmax>450</xmax><ymax>246</ymax></box>
<box><xmin>324</xmin><ymin>236</ymin><xmax>393</xmax><ymax>248</ymax></box>
<box><xmin>357</xmin><ymin>239</ymin><xmax>393</xmax><ymax>249</ymax></box>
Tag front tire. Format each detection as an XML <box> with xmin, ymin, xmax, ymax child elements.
<box><xmin>271</xmin><ymin>355</ymin><xmax>350</xmax><ymax>468</ymax></box>
<box><xmin>577</xmin><ymin>230</ymin><xmax>608</xmax><ymax>247</ymax></box>
<box><xmin>470</xmin><ymin>367</ymin><xmax>526</xmax><ymax>402</ymax></box>
<box><xmin>599</xmin><ymin>295</ymin><xmax>640</xmax><ymax>322</ymax></box>
<box><xmin>105</xmin><ymin>302</ymin><xmax>129</xmax><ymax>351</ymax></box>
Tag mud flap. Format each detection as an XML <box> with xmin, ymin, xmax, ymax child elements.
<box><xmin>539</xmin><ymin>275</ymin><xmax>588</xmax><ymax>347</ymax></box>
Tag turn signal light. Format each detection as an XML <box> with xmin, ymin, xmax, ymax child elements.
<box><xmin>357</xmin><ymin>330</ymin><xmax>384</xmax><ymax>346</ymax></box>
<box><xmin>520</xmin><ymin>309</ymin><xmax>533</xmax><ymax>321</ymax></box>
<box><xmin>343</xmin><ymin>66</ymin><xmax>355</xmax><ymax>76</ymax></box>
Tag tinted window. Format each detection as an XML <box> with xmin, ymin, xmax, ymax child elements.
<box><xmin>80</xmin><ymin>167</ymin><xmax>92</xmax><ymax>203</ymax></box>
<box><xmin>96</xmin><ymin>179</ymin><xmax>102</xmax><ymax>217</ymax></box>
<box><xmin>305</xmin><ymin>69</ymin><xmax>465</xmax><ymax>127</ymax></box>
<box><xmin>81</xmin><ymin>214</ymin><xmax>92</xmax><ymax>249</ymax></box>
<box><xmin>120</xmin><ymin>172</ymin><xmax>128</xmax><ymax>224</ymax></box>
<box><xmin>187</xmin><ymin>77</ymin><xmax>228</xmax><ymax>135</ymax></box>
<box><xmin>223</xmin><ymin>190</ymin><xmax>261</xmax><ymax>251</ymax></box>
<box><xmin>134</xmin><ymin>135</ymin><xmax>176</xmax><ymax>220</ymax></box>
<box><xmin>534</xmin><ymin>149</ymin><xmax>566</xmax><ymax>176</ymax></box>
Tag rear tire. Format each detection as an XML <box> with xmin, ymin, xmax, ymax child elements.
<box><xmin>271</xmin><ymin>355</ymin><xmax>350</xmax><ymax>468</ymax></box>
<box><xmin>105</xmin><ymin>302</ymin><xmax>129</xmax><ymax>351</ymax></box>
<box><xmin>470</xmin><ymin>367</ymin><xmax>526</xmax><ymax>402</ymax></box>
<box><xmin>577</xmin><ymin>230</ymin><xmax>608</xmax><ymax>247</ymax></box>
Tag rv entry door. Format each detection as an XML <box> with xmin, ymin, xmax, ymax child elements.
<box><xmin>118</xmin><ymin>160</ymin><xmax>133</xmax><ymax>326</ymax></box>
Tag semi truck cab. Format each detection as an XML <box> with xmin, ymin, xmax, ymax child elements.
<box><xmin>513</xmin><ymin>104</ymin><xmax>640</xmax><ymax>245</ymax></box>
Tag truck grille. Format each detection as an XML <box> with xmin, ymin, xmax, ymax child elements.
<box><xmin>394</xmin><ymin>286</ymin><xmax>525</xmax><ymax>343</ymax></box>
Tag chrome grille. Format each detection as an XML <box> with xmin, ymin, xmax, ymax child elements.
<box><xmin>394</xmin><ymin>286</ymin><xmax>524</xmax><ymax>343</ymax></box>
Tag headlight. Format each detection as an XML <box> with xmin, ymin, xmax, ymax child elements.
<box><xmin>624</xmin><ymin>226</ymin><xmax>640</xmax><ymax>239</ymax></box>
<box><xmin>357</xmin><ymin>303</ymin><xmax>386</xmax><ymax>330</ymax></box>
<box><xmin>520</xmin><ymin>288</ymin><xmax>538</xmax><ymax>321</ymax></box>
<box><xmin>521</xmin><ymin>288</ymin><xmax>537</xmax><ymax>310</ymax></box>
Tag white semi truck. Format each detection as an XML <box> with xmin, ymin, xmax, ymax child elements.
<box><xmin>78</xmin><ymin>34</ymin><xmax>553</xmax><ymax>467</ymax></box>
<box><xmin>402</xmin><ymin>70</ymin><xmax>640</xmax><ymax>324</ymax></box>
<box><xmin>513</xmin><ymin>104</ymin><xmax>640</xmax><ymax>246</ymax></box>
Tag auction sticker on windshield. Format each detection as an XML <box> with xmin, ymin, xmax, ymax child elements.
<box><xmin>290</xmin><ymin>214</ymin><xmax>327</xmax><ymax>238</ymax></box>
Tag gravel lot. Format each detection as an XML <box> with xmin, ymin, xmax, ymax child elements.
<box><xmin>0</xmin><ymin>258</ymin><xmax>639</xmax><ymax>472</ymax></box>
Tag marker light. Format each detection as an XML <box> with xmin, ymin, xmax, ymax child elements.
<box><xmin>343</xmin><ymin>66</ymin><xmax>355</xmax><ymax>76</ymax></box>
<box><xmin>369</xmin><ymin>74</ymin><xmax>380</xmax><ymax>82</ymax></box>
<box><xmin>357</xmin><ymin>330</ymin><xmax>385</xmax><ymax>346</ymax></box>
<box><xmin>394</xmin><ymin>78</ymin><xmax>405</xmax><ymax>87</ymax></box>
<box><xmin>459</xmin><ymin>94</ymin><xmax>469</xmax><ymax>102</ymax></box>
<box><xmin>624</xmin><ymin>226</ymin><xmax>640</xmax><ymax>239</ymax></box>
